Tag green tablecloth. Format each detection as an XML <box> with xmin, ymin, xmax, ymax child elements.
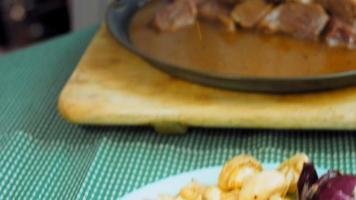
<box><xmin>0</xmin><ymin>27</ymin><xmax>355</xmax><ymax>199</ymax></box>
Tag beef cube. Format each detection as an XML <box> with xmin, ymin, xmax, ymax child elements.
<box><xmin>317</xmin><ymin>0</ymin><xmax>356</xmax><ymax>28</ymax></box>
<box><xmin>287</xmin><ymin>0</ymin><xmax>315</xmax><ymax>4</ymax></box>
<box><xmin>198</xmin><ymin>0</ymin><xmax>236</xmax><ymax>32</ymax></box>
<box><xmin>266</xmin><ymin>0</ymin><xmax>315</xmax><ymax>4</ymax></box>
<box><xmin>231</xmin><ymin>0</ymin><xmax>273</xmax><ymax>28</ymax></box>
<box><xmin>218</xmin><ymin>0</ymin><xmax>241</xmax><ymax>5</ymax></box>
<box><xmin>260</xmin><ymin>3</ymin><xmax>329</xmax><ymax>40</ymax></box>
<box><xmin>193</xmin><ymin>0</ymin><xmax>208</xmax><ymax>4</ymax></box>
<box><xmin>265</xmin><ymin>0</ymin><xmax>285</xmax><ymax>4</ymax></box>
<box><xmin>325</xmin><ymin>17</ymin><xmax>356</xmax><ymax>49</ymax></box>
<box><xmin>154</xmin><ymin>0</ymin><xmax>198</xmax><ymax>31</ymax></box>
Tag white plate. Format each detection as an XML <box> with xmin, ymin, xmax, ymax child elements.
<box><xmin>122</xmin><ymin>163</ymin><xmax>324</xmax><ymax>200</ymax></box>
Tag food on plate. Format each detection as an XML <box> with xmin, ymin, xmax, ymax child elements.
<box><xmin>156</xmin><ymin>154</ymin><xmax>306</xmax><ymax>200</ymax></box>
<box><xmin>325</xmin><ymin>17</ymin><xmax>356</xmax><ymax>49</ymax></box>
<box><xmin>131</xmin><ymin>0</ymin><xmax>356</xmax><ymax>78</ymax></box>
<box><xmin>198</xmin><ymin>0</ymin><xmax>235</xmax><ymax>32</ymax></box>
<box><xmin>231</xmin><ymin>0</ymin><xmax>273</xmax><ymax>28</ymax></box>
<box><xmin>153</xmin><ymin>0</ymin><xmax>198</xmax><ymax>31</ymax></box>
<box><xmin>277</xmin><ymin>154</ymin><xmax>310</xmax><ymax>193</ymax></box>
<box><xmin>153</xmin><ymin>0</ymin><xmax>356</xmax><ymax>49</ymax></box>
<box><xmin>259</xmin><ymin>3</ymin><xmax>329</xmax><ymax>41</ymax></box>
<box><xmin>218</xmin><ymin>155</ymin><xmax>263</xmax><ymax>191</ymax></box>
<box><xmin>298</xmin><ymin>163</ymin><xmax>356</xmax><ymax>200</ymax></box>
<box><xmin>316</xmin><ymin>0</ymin><xmax>356</xmax><ymax>28</ymax></box>
<box><xmin>179</xmin><ymin>181</ymin><xmax>207</xmax><ymax>199</ymax></box>
<box><xmin>155</xmin><ymin>153</ymin><xmax>356</xmax><ymax>200</ymax></box>
<box><xmin>237</xmin><ymin>170</ymin><xmax>289</xmax><ymax>200</ymax></box>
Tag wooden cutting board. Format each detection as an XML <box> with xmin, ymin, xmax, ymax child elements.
<box><xmin>58</xmin><ymin>25</ymin><xmax>356</xmax><ymax>133</ymax></box>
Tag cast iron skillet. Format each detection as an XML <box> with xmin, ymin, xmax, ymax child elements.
<box><xmin>106</xmin><ymin>0</ymin><xmax>356</xmax><ymax>93</ymax></box>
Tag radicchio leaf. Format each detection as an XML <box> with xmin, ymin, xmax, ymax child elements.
<box><xmin>314</xmin><ymin>175</ymin><xmax>356</xmax><ymax>200</ymax></box>
<box><xmin>298</xmin><ymin>163</ymin><xmax>318</xmax><ymax>200</ymax></box>
<box><xmin>298</xmin><ymin>164</ymin><xmax>356</xmax><ymax>200</ymax></box>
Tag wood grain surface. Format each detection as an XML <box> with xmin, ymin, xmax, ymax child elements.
<box><xmin>58</xmin><ymin>25</ymin><xmax>356</xmax><ymax>132</ymax></box>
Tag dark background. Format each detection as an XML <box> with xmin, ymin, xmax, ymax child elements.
<box><xmin>0</xmin><ymin>0</ymin><xmax>70</xmax><ymax>52</ymax></box>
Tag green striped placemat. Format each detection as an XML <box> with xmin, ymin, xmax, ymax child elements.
<box><xmin>0</xmin><ymin>27</ymin><xmax>355</xmax><ymax>199</ymax></box>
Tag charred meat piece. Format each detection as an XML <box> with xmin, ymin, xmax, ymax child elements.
<box><xmin>325</xmin><ymin>17</ymin><xmax>356</xmax><ymax>49</ymax></box>
<box><xmin>153</xmin><ymin>0</ymin><xmax>198</xmax><ymax>31</ymax></box>
<box><xmin>260</xmin><ymin>3</ymin><xmax>329</xmax><ymax>40</ymax></box>
<box><xmin>231</xmin><ymin>0</ymin><xmax>273</xmax><ymax>28</ymax></box>
<box><xmin>198</xmin><ymin>0</ymin><xmax>236</xmax><ymax>31</ymax></box>
<box><xmin>317</xmin><ymin>0</ymin><xmax>356</xmax><ymax>28</ymax></box>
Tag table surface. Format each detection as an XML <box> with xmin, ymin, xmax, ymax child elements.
<box><xmin>0</xmin><ymin>26</ymin><xmax>356</xmax><ymax>199</ymax></box>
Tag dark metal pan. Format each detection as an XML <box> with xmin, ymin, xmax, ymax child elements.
<box><xmin>106</xmin><ymin>0</ymin><xmax>356</xmax><ymax>93</ymax></box>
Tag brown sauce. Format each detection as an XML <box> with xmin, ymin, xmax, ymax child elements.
<box><xmin>130</xmin><ymin>1</ymin><xmax>356</xmax><ymax>78</ymax></box>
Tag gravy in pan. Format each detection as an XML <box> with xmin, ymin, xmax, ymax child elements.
<box><xmin>130</xmin><ymin>1</ymin><xmax>356</xmax><ymax>78</ymax></box>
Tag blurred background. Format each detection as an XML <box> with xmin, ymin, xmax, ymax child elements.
<box><xmin>0</xmin><ymin>0</ymin><xmax>109</xmax><ymax>54</ymax></box>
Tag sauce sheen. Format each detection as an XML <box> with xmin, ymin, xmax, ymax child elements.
<box><xmin>130</xmin><ymin>1</ymin><xmax>356</xmax><ymax>78</ymax></box>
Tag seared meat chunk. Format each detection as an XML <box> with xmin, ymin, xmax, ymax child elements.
<box><xmin>198</xmin><ymin>0</ymin><xmax>235</xmax><ymax>31</ymax></box>
<box><xmin>325</xmin><ymin>17</ymin><xmax>356</xmax><ymax>49</ymax></box>
<box><xmin>260</xmin><ymin>3</ymin><xmax>329</xmax><ymax>40</ymax></box>
<box><xmin>152</xmin><ymin>0</ymin><xmax>356</xmax><ymax>50</ymax></box>
<box><xmin>154</xmin><ymin>0</ymin><xmax>198</xmax><ymax>31</ymax></box>
<box><xmin>218</xmin><ymin>0</ymin><xmax>241</xmax><ymax>5</ymax></box>
<box><xmin>265</xmin><ymin>0</ymin><xmax>285</xmax><ymax>4</ymax></box>
<box><xmin>193</xmin><ymin>0</ymin><xmax>208</xmax><ymax>4</ymax></box>
<box><xmin>231</xmin><ymin>0</ymin><xmax>273</xmax><ymax>28</ymax></box>
<box><xmin>266</xmin><ymin>0</ymin><xmax>315</xmax><ymax>4</ymax></box>
<box><xmin>289</xmin><ymin>0</ymin><xmax>314</xmax><ymax>3</ymax></box>
<box><xmin>317</xmin><ymin>0</ymin><xmax>356</xmax><ymax>28</ymax></box>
